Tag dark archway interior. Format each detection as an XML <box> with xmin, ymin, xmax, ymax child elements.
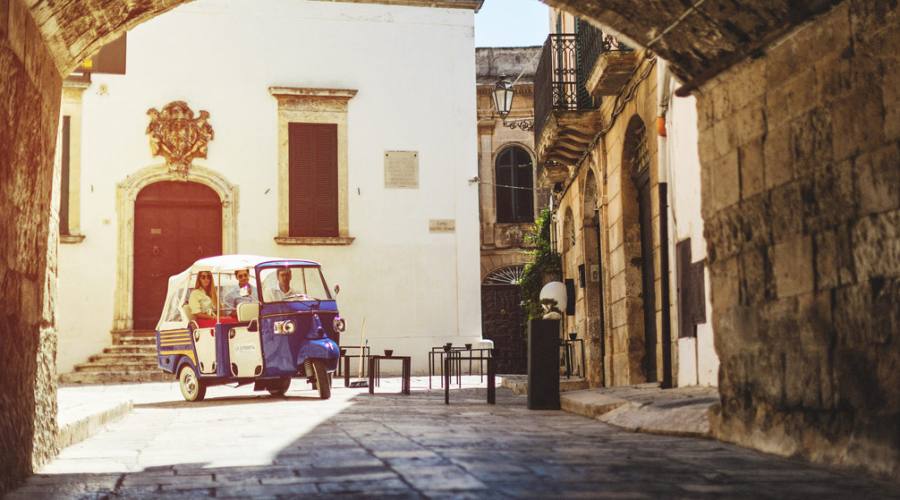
<box><xmin>1</xmin><ymin>0</ymin><xmax>898</xmax><ymax>492</ymax></box>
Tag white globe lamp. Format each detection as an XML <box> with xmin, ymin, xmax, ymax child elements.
<box><xmin>539</xmin><ymin>281</ymin><xmax>567</xmax><ymax>320</ymax></box>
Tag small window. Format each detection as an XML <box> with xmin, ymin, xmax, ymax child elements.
<box><xmin>60</xmin><ymin>116</ymin><xmax>72</xmax><ymax>235</ymax></box>
<box><xmin>288</xmin><ymin>123</ymin><xmax>338</xmax><ymax>237</ymax></box>
<box><xmin>495</xmin><ymin>146</ymin><xmax>534</xmax><ymax>223</ymax></box>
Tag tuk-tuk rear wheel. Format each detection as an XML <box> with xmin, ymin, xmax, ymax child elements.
<box><xmin>267</xmin><ymin>377</ymin><xmax>291</xmax><ymax>397</ymax></box>
<box><xmin>311</xmin><ymin>359</ymin><xmax>331</xmax><ymax>400</ymax></box>
<box><xmin>178</xmin><ymin>364</ymin><xmax>206</xmax><ymax>402</ymax></box>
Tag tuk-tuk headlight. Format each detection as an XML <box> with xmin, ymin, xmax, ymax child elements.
<box><xmin>274</xmin><ymin>320</ymin><xmax>296</xmax><ymax>335</ymax></box>
<box><xmin>333</xmin><ymin>317</ymin><xmax>346</xmax><ymax>332</ymax></box>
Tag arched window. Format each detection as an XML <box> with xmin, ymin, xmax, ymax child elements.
<box><xmin>495</xmin><ymin>146</ymin><xmax>534</xmax><ymax>223</ymax></box>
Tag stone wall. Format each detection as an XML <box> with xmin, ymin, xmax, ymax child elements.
<box><xmin>699</xmin><ymin>1</ymin><xmax>900</xmax><ymax>478</ymax></box>
<box><xmin>0</xmin><ymin>0</ymin><xmax>62</xmax><ymax>494</ymax></box>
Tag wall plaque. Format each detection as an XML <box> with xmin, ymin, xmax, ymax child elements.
<box><xmin>384</xmin><ymin>151</ymin><xmax>419</xmax><ymax>188</ymax></box>
<box><xmin>429</xmin><ymin>219</ymin><xmax>455</xmax><ymax>233</ymax></box>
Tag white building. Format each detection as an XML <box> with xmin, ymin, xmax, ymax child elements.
<box><xmin>56</xmin><ymin>0</ymin><xmax>484</xmax><ymax>379</ymax></box>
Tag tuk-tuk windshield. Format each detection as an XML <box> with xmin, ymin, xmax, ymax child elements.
<box><xmin>260</xmin><ymin>265</ymin><xmax>331</xmax><ymax>303</ymax></box>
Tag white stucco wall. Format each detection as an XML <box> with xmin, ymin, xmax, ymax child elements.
<box><xmin>662</xmin><ymin>71</ymin><xmax>719</xmax><ymax>387</ymax></box>
<box><xmin>57</xmin><ymin>0</ymin><xmax>481</xmax><ymax>375</ymax></box>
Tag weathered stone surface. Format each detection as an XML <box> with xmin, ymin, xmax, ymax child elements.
<box><xmin>703</xmin><ymin>0</ymin><xmax>900</xmax><ymax>479</ymax></box>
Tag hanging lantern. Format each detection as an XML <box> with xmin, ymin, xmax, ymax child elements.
<box><xmin>492</xmin><ymin>76</ymin><xmax>514</xmax><ymax>119</ymax></box>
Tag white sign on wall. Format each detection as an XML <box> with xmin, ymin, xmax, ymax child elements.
<box><xmin>384</xmin><ymin>151</ymin><xmax>419</xmax><ymax>188</ymax></box>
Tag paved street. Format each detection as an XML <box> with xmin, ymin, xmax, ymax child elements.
<box><xmin>9</xmin><ymin>379</ymin><xmax>900</xmax><ymax>499</ymax></box>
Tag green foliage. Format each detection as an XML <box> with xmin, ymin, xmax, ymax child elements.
<box><xmin>519</xmin><ymin>208</ymin><xmax>561</xmax><ymax>320</ymax></box>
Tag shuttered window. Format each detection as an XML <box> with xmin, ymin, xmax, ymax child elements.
<box><xmin>676</xmin><ymin>238</ymin><xmax>707</xmax><ymax>338</ymax></box>
<box><xmin>60</xmin><ymin>115</ymin><xmax>71</xmax><ymax>235</ymax></box>
<box><xmin>495</xmin><ymin>146</ymin><xmax>534</xmax><ymax>223</ymax></box>
<box><xmin>288</xmin><ymin>123</ymin><xmax>338</xmax><ymax>237</ymax></box>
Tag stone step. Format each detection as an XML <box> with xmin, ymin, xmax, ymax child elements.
<box><xmin>111</xmin><ymin>330</ymin><xmax>158</xmax><ymax>345</ymax></box>
<box><xmin>115</xmin><ymin>336</ymin><xmax>157</xmax><ymax>347</ymax></box>
<box><xmin>103</xmin><ymin>345</ymin><xmax>157</xmax><ymax>355</ymax></box>
<box><xmin>89</xmin><ymin>352</ymin><xmax>158</xmax><ymax>364</ymax></box>
<box><xmin>73</xmin><ymin>361</ymin><xmax>160</xmax><ymax>373</ymax></box>
<box><xmin>59</xmin><ymin>371</ymin><xmax>173</xmax><ymax>385</ymax></box>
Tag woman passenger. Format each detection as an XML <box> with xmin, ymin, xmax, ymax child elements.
<box><xmin>189</xmin><ymin>271</ymin><xmax>219</xmax><ymax>327</ymax></box>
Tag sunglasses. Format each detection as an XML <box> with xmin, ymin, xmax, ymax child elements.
<box><xmin>236</xmin><ymin>273</ymin><xmax>249</xmax><ymax>279</ymax></box>
<box><xmin>199</xmin><ymin>274</ymin><xmax>212</xmax><ymax>280</ymax></box>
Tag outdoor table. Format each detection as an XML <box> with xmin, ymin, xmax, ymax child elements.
<box><xmin>562</xmin><ymin>337</ymin><xmax>586</xmax><ymax>379</ymax></box>
<box><xmin>428</xmin><ymin>346</ymin><xmax>492</xmax><ymax>389</ymax></box>
<box><xmin>340</xmin><ymin>345</ymin><xmax>371</xmax><ymax>387</ymax></box>
<box><xmin>368</xmin><ymin>355</ymin><xmax>411</xmax><ymax>395</ymax></box>
<box><xmin>444</xmin><ymin>355</ymin><xmax>495</xmax><ymax>405</ymax></box>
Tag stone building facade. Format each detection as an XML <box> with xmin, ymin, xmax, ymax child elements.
<box><xmin>2</xmin><ymin>0</ymin><xmax>898</xmax><ymax>492</ymax></box>
<box><xmin>476</xmin><ymin>46</ymin><xmax>545</xmax><ymax>372</ymax></box>
<box><xmin>535</xmin><ymin>11</ymin><xmax>719</xmax><ymax>389</ymax></box>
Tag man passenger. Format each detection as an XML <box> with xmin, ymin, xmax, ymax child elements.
<box><xmin>223</xmin><ymin>267</ymin><xmax>258</xmax><ymax>317</ymax></box>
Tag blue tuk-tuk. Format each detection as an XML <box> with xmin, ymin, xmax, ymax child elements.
<box><xmin>155</xmin><ymin>255</ymin><xmax>343</xmax><ymax>401</ymax></box>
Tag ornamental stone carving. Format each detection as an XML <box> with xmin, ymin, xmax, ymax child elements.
<box><xmin>146</xmin><ymin>101</ymin><xmax>214</xmax><ymax>176</ymax></box>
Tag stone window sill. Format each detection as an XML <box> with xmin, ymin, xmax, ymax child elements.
<box><xmin>274</xmin><ymin>236</ymin><xmax>355</xmax><ymax>246</ymax></box>
<box><xmin>60</xmin><ymin>234</ymin><xmax>86</xmax><ymax>244</ymax></box>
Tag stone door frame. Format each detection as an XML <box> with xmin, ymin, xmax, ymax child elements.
<box><xmin>113</xmin><ymin>164</ymin><xmax>239</xmax><ymax>331</ymax></box>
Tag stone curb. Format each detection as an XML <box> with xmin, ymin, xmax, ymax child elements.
<box><xmin>498</xmin><ymin>375</ymin><xmax>589</xmax><ymax>395</ymax></box>
<box><xmin>55</xmin><ymin>400</ymin><xmax>133</xmax><ymax>451</ymax></box>
<box><xmin>561</xmin><ymin>389</ymin><xmax>714</xmax><ymax>439</ymax></box>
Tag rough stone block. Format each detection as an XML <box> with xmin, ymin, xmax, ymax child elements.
<box><xmin>790</xmin><ymin>107</ymin><xmax>833</xmax><ymax>178</ymax></box>
<box><xmin>769</xmin><ymin>181</ymin><xmax>805</xmax><ymax>243</ymax></box>
<box><xmin>886</xmin><ymin>101</ymin><xmax>900</xmax><ymax>142</ymax></box>
<box><xmin>738</xmin><ymin>138</ymin><xmax>765</xmax><ymax>199</ymax></box>
<box><xmin>709</xmin><ymin>256</ymin><xmax>739</xmax><ymax>310</ymax></box>
<box><xmin>711</xmin><ymin>150</ymin><xmax>740</xmax><ymax>212</ymax></box>
<box><xmin>814</xmin><ymin>229</ymin><xmax>839</xmax><ymax>291</ymax></box>
<box><xmin>832</xmin><ymin>85</ymin><xmax>885</xmax><ymax>161</ymax></box>
<box><xmin>7</xmin><ymin>0</ymin><xmax>25</xmax><ymax>61</ymax></box>
<box><xmin>805</xmin><ymin>161</ymin><xmax>856</xmax><ymax>232</ymax></box>
<box><xmin>727</xmin><ymin>58</ymin><xmax>766</xmax><ymax>112</ymax></box>
<box><xmin>733</xmin><ymin>102</ymin><xmax>765</xmax><ymax>146</ymax></box>
<box><xmin>773</xmin><ymin>236</ymin><xmax>814</xmax><ymax>298</ymax></box>
<box><xmin>739</xmin><ymin>246</ymin><xmax>772</xmax><ymax>306</ymax></box>
<box><xmin>852</xmin><ymin>210</ymin><xmax>900</xmax><ymax>279</ymax></box>
<box><xmin>763</xmin><ymin>123</ymin><xmax>793</xmax><ymax>189</ymax></box>
<box><xmin>0</xmin><ymin>0</ymin><xmax>8</xmax><ymax>38</ymax></box>
<box><xmin>713</xmin><ymin>119</ymin><xmax>737</xmax><ymax>159</ymax></box>
<box><xmin>855</xmin><ymin>142</ymin><xmax>900</xmax><ymax>216</ymax></box>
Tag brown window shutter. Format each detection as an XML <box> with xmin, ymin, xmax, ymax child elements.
<box><xmin>288</xmin><ymin>123</ymin><xmax>339</xmax><ymax>237</ymax></box>
<box><xmin>60</xmin><ymin>116</ymin><xmax>71</xmax><ymax>235</ymax></box>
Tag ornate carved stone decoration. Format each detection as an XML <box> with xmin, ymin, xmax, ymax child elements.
<box><xmin>146</xmin><ymin>101</ymin><xmax>214</xmax><ymax>176</ymax></box>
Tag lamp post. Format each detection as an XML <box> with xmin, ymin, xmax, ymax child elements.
<box><xmin>492</xmin><ymin>76</ymin><xmax>534</xmax><ymax>131</ymax></box>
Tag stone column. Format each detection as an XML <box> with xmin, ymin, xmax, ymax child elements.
<box><xmin>0</xmin><ymin>0</ymin><xmax>63</xmax><ymax>493</ymax></box>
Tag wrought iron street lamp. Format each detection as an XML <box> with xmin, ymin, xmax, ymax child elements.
<box><xmin>492</xmin><ymin>76</ymin><xmax>535</xmax><ymax>131</ymax></box>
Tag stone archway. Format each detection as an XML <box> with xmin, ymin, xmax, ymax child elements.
<box><xmin>580</xmin><ymin>168</ymin><xmax>604</xmax><ymax>386</ymax></box>
<box><xmin>2</xmin><ymin>0</ymin><xmax>899</xmax><ymax>490</ymax></box>
<box><xmin>113</xmin><ymin>165</ymin><xmax>239</xmax><ymax>332</ymax></box>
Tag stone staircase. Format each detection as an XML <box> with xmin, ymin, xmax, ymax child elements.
<box><xmin>59</xmin><ymin>330</ymin><xmax>173</xmax><ymax>385</ymax></box>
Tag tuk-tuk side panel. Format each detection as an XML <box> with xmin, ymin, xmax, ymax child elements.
<box><xmin>226</xmin><ymin>325</ymin><xmax>264</xmax><ymax>378</ymax></box>
<box><xmin>157</xmin><ymin>329</ymin><xmax>197</xmax><ymax>375</ymax></box>
<box><xmin>194</xmin><ymin>327</ymin><xmax>217</xmax><ymax>375</ymax></box>
<box><xmin>258</xmin><ymin>302</ymin><xmax>341</xmax><ymax>378</ymax></box>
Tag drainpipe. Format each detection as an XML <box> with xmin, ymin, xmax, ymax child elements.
<box><xmin>657</xmin><ymin>61</ymin><xmax>674</xmax><ymax>389</ymax></box>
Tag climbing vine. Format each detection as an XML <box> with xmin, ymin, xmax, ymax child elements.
<box><xmin>519</xmin><ymin>208</ymin><xmax>562</xmax><ymax>320</ymax></box>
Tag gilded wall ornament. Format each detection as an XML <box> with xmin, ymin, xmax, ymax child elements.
<box><xmin>146</xmin><ymin>101</ymin><xmax>214</xmax><ymax>176</ymax></box>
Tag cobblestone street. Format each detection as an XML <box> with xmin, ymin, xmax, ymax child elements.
<box><xmin>8</xmin><ymin>380</ymin><xmax>899</xmax><ymax>499</ymax></box>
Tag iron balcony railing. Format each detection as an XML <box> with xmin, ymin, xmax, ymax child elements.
<box><xmin>534</xmin><ymin>33</ymin><xmax>596</xmax><ymax>143</ymax></box>
<box><xmin>576</xmin><ymin>18</ymin><xmax>634</xmax><ymax>91</ymax></box>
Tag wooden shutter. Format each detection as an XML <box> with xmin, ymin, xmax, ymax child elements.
<box><xmin>496</xmin><ymin>150</ymin><xmax>513</xmax><ymax>223</ymax></box>
<box><xmin>512</xmin><ymin>148</ymin><xmax>534</xmax><ymax>222</ymax></box>
<box><xmin>288</xmin><ymin>123</ymin><xmax>338</xmax><ymax>237</ymax></box>
<box><xmin>60</xmin><ymin>116</ymin><xmax>71</xmax><ymax>235</ymax></box>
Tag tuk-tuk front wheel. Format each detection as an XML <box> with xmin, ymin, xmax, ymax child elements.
<box><xmin>178</xmin><ymin>364</ymin><xmax>206</xmax><ymax>402</ymax></box>
<box><xmin>310</xmin><ymin>359</ymin><xmax>331</xmax><ymax>400</ymax></box>
<box><xmin>267</xmin><ymin>377</ymin><xmax>291</xmax><ymax>397</ymax></box>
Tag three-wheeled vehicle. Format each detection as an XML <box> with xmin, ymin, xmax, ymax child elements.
<box><xmin>155</xmin><ymin>255</ymin><xmax>344</xmax><ymax>401</ymax></box>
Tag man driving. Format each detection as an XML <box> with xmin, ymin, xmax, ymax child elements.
<box><xmin>222</xmin><ymin>267</ymin><xmax>258</xmax><ymax>316</ymax></box>
<box><xmin>268</xmin><ymin>267</ymin><xmax>306</xmax><ymax>301</ymax></box>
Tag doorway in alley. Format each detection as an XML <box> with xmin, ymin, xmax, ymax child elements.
<box><xmin>133</xmin><ymin>181</ymin><xmax>222</xmax><ymax>330</ymax></box>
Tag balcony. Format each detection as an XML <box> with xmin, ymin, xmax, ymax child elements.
<box><xmin>577</xmin><ymin>19</ymin><xmax>638</xmax><ymax>97</ymax></box>
<box><xmin>533</xmin><ymin>33</ymin><xmax>601</xmax><ymax>185</ymax></box>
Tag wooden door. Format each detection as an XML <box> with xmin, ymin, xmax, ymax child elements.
<box><xmin>481</xmin><ymin>284</ymin><xmax>527</xmax><ymax>374</ymax></box>
<box><xmin>133</xmin><ymin>181</ymin><xmax>222</xmax><ymax>330</ymax></box>
<box><xmin>637</xmin><ymin>172</ymin><xmax>658</xmax><ymax>382</ymax></box>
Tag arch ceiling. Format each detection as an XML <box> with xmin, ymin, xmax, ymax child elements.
<box><xmin>32</xmin><ymin>0</ymin><xmax>840</xmax><ymax>85</ymax></box>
